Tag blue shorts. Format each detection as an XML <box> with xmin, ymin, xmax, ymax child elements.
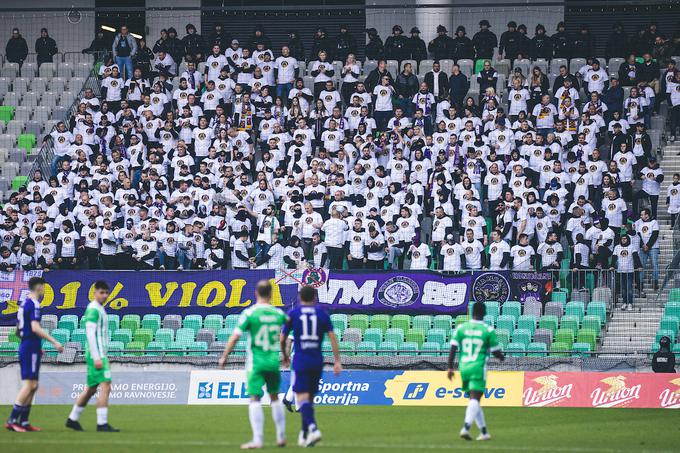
<box><xmin>19</xmin><ymin>344</ymin><xmax>42</xmax><ymax>381</ymax></box>
<box><xmin>291</xmin><ymin>367</ymin><xmax>322</xmax><ymax>395</ymax></box>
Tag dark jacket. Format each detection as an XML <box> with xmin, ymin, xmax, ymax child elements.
<box><xmin>207</xmin><ymin>31</ymin><xmax>232</xmax><ymax>52</ymax></box>
<box><xmin>182</xmin><ymin>33</ymin><xmax>206</xmax><ymax>59</ymax></box>
<box><xmin>605</xmin><ymin>31</ymin><xmax>630</xmax><ymax>59</ymax></box>
<box><xmin>449</xmin><ymin>72</ymin><xmax>469</xmax><ymax>105</ymax></box>
<box><xmin>603</xmin><ymin>85</ymin><xmax>624</xmax><ymax>114</ymax></box>
<box><xmin>163</xmin><ymin>36</ymin><xmax>184</xmax><ymax>65</ymax></box>
<box><xmin>499</xmin><ymin>30</ymin><xmax>522</xmax><ymax>60</ymax></box>
<box><xmin>518</xmin><ymin>33</ymin><xmax>531</xmax><ymax>59</ymax></box>
<box><xmin>639</xmin><ymin>60</ymin><xmax>661</xmax><ymax>82</ymax></box>
<box><xmin>618</xmin><ymin>62</ymin><xmax>640</xmax><ymax>86</ymax></box>
<box><xmin>651</xmin><ymin>350</ymin><xmax>676</xmax><ymax>373</ymax></box>
<box><xmin>424</xmin><ymin>70</ymin><xmax>449</xmax><ymax>99</ymax></box>
<box><xmin>552</xmin><ymin>73</ymin><xmax>580</xmax><ymax>95</ymax></box>
<box><xmin>35</xmin><ymin>36</ymin><xmax>58</xmax><ymax>65</ymax></box>
<box><xmin>552</xmin><ymin>31</ymin><xmax>570</xmax><ymax>59</ymax></box>
<box><xmin>452</xmin><ymin>36</ymin><xmax>475</xmax><ymax>61</ymax></box>
<box><xmin>395</xmin><ymin>71</ymin><xmax>419</xmax><ymax>99</ymax></box>
<box><xmin>408</xmin><ymin>36</ymin><xmax>427</xmax><ymax>62</ymax></box>
<box><xmin>83</xmin><ymin>34</ymin><xmax>109</xmax><ymax>54</ymax></box>
<box><xmin>365</xmin><ymin>36</ymin><xmax>384</xmax><ymax>61</ymax></box>
<box><xmin>334</xmin><ymin>31</ymin><xmax>357</xmax><ymax>63</ymax></box>
<box><xmin>428</xmin><ymin>35</ymin><xmax>455</xmax><ymax>60</ymax></box>
<box><xmin>248</xmin><ymin>33</ymin><xmax>272</xmax><ymax>52</ymax></box>
<box><xmin>477</xmin><ymin>69</ymin><xmax>497</xmax><ymax>94</ymax></box>
<box><xmin>287</xmin><ymin>34</ymin><xmax>305</xmax><ymax>61</ymax></box>
<box><xmin>530</xmin><ymin>34</ymin><xmax>553</xmax><ymax>60</ymax></box>
<box><xmin>364</xmin><ymin>68</ymin><xmax>392</xmax><ymax>93</ymax></box>
<box><xmin>5</xmin><ymin>35</ymin><xmax>28</xmax><ymax>64</ymax></box>
<box><xmin>472</xmin><ymin>30</ymin><xmax>497</xmax><ymax>59</ymax></box>
<box><xmin>384</xmin><ymin>35</ymin><xmax>410</xmax><ymax>61</ymax></box>
<box><xmin>311</xmin><ymin>35</ymin><xmax>334</xmax><ymax>61</ymax></box>
<box><xmin>571</xmin><ymin>32</ymin><xmax>595</xmax><ymax>58</ymax></box>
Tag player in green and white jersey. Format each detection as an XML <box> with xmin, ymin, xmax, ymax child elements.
<box><xmin>219</xmin><ymin>280</ymin><xmax>288</xmax><ymax>449</ymax></box>
<box><xmin>448</xmin><ymin>302</ymin><xmax>504</xmax><ymax>441</ymax></box>
<box><xmin>66</xmin><ymin>280</ymin><xmax>119</xmax><ymax>432</ymax></box>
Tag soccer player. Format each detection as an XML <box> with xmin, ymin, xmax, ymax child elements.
<box><xmin>447</xmin><ymin>302</ymin><xmax>505</xmax><ymax>441</ymax></box>
<box><xmin>66</xmin><ymin>280</ymin><xmax>119</xmax><ymax>432</ymax></box>
<box><xmin>5</xmin><ymin>277</ymin><xmax>64</xmax><ymax>432</ymax></box>
<box><xmin>219</xmin><ymin>280</ymin><xmax>288</xmax><ymax>449</ymax></box>
<box><xmin>281</xmin><ymin>285</ymin><xmax>342</xmax><ymax>447</ymax></box>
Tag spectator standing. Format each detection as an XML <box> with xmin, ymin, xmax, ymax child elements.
<box><xmin>530</xmin><ymin>25</ymin><xmax>552</xmax><ymax>60</ymax></box>
<box><xmin>472</xmin><ymin>20</ymin><xmax>497</xmax><ymax>60</ymax></box>
<box><xmin>286</xmin><ymin>31</ymin><xmax>305</xmax><ymax>62</ymax></box>
<box><xmin>552</xmin><ymin>21</ymin><xmax>570</xmax><ymax>60</ymax></box>
<box><xmin>571</xmin><ymin>25</ymin><xmax>595</xmax><ymax>58</ymax></box>
<box><xmin>334</xmin><ymin>24</ymin><xmax>357</xmax><ymax>64</ymax></box>
<box><xmin>311</xmin><ymin>27</ymin><xmax>334</xmax><ymax>61</ymax></box>
<box><xmin>365</xmin><ymin>28</ymin><xmax>384</xmax><ymax>61</ymax></box>
<box><xmin>424</xmin><ymin>61</ymin><xmax>449</xmax><ymax>102</ymax></box>
<box><xmin>163</xmin><ymin>28</ymin><xmax>184</xmax><ymax>66</ymax></box>
<box><xmin>652</xmin><ymin>336</ymin><xmax>676</xmax><ymax>373</ymax></box>
<box><xmin>499</xmin><ymin>21</ymin><xmax>521</xmax><ymax>61</ymax></box>
<box><xmin>449</xmin><ymin>64</ymin><xmax>469</xmax><ymax>108</ymax></box>
<box><xmin>428</xmin><ymin>25</ymin><xmax>454</xmax><ymax>61</ymax></box>
<box><xmin>112</xmin><ymin>25</ymin><xmax>137</xmax><ymax>80</ymax></box>
<box><xmin>207</xmin><ymin>23</ymin><xmax>232</xmax><ymax>52</ymax></box>
<box><xmin>605</xmin><ymin>22</ymin><xmax>630</xmax><ymax>60</ymax></box>
<box><xmin>5</xmin><ymin>28</ymin><xmax>28</xmax><ymax>68</ymax></box>
<box><xmin>83</xmin><ymin>30</ymin><xmax>109</xmax><ymax>55</ymax></box>
<box><xmin>35</xmin><ymin>28</ymin><xmax>57</xmax><ymax>67</ymax></box>
<box><xmin>133</xmin><ymin>38</ymin><xmax>154</xmax><ymax>79</ymax></box>
<box><xmin>407</xmin><ymin>27</ymin><xmax>427</xmax><ymax>64</ymax></box>
<box><xmin>384</xmin><ymin>25</ymin><xmax>409</xmax><ymax>62</ymax></box>
<box><xmin>182</xmin><ymin>24</ymin><xmax>206</xmax><ymax>63</ymax></box>
<box><xmin>452</xmin><ymin>26</ymin><xmax>475</xmax><ymax>62</ymax></box>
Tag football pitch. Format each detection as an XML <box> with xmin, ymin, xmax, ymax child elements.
<box><xmin>0</xmin><ymin>405</ymin><xmax>677</xmax><ymax>452</ymax></box>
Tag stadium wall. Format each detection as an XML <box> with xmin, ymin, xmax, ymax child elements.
<box><xmin>1</xmin><ymin>365</ymin><xmax>678</xmax><ymax>408</ymax></box>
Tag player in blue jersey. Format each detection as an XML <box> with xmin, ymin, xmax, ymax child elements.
<box><xmin>5</xmin><ymin>277</ymin><xmax>64</xmax><ymax>432</ymax></box>
<box><xmin>281</xmin><ymin>285</ymin><xmax>342</xmax><ymax>447</ymax></box>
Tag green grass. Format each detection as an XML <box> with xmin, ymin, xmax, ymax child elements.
<box><xmin>0</xmin><ymin>405</ymin><xmax>677</xmax><ymax>452</ymax></box>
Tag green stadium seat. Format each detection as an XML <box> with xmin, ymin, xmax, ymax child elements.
<box><xmin>108</xmin><ymin>341</ymin><xmax>124</xmax><ymax>357</ymax></box>
<box><xmin>154</xmin><ymin>328</ymin><xmax>175</xmax><ymax>346</ymax></box>
<box><xmin>43</xmin><ymin>342</ymin><xmax>59</xmax><ymax>357</ymax></box>
<box><xmin>555</xmin><ymin>328</ymin><xmax>575</xmax><ymax>347</ymax></box>
<box><xmin>183</xmin><ymin>315</ymin><xmax>203</xmax><ymax>334</ymax></box>
<box><xmin>432</xmin><ymin>315</ymin><xmax>453</xmax><ymax>331</ymax></box>
<box><xmin>120</xmin><ymin>314</ymin><xmax>141</xmax><ymax>332</ymax></box>
<box><xmin>668</xmin><ymin>289</ymin><xmax>680</xmax><ymax>303</ymax></box>
<box><xmin>660</xmin><ymin>316</ymin><xmax>679</xmax><ymax>335</ymax></box>
<box><xmin>363</xmin><ymin>328</ymin><xmax>383</xmax><ymax>345</ymax></box>
<box><xmin>339</xmin><ymin>341</ymin><xmax>356</xmax><ymax>355</ymax></box>
<box><xmin>483</xmin><ymin>315</ymin><xmax>496</xmax><ymax>327</ymax></box>
<box><xmin>412</xmin><ymin>315</ymin><xmax>432</xmax><ymax>331</ymax></box>
<box><xmin>571</xmin><ymin>342</ymin><xmax>591</xmax><ymax>357</ymax></box>
<box><xmin>527</xmin><ymin>342</ymin><xmax>547</xmax><ymax>357</ymax></box>
<box><xmin>188</xmin><ymin>341</ymin><xmax>208</xmax><ymax>357</ymax></box>
<box><xmin>391</xmin><ymin>314</ymin><xmax>411</xmax><ymax>333</ymax></box>
<box><xmin>560</xmin><ymin>315</ymin><xmax>580</xmax><ymax>334</ymax></box>
<box><xmin>665</xmin><ymin>301</ymin><xmax>680</xmax><ymax>319</ymax></box>
<box><xmin>176</xmin><ymin>328</ymin><xmax>196</xmax><ymax>345</ymax></box>
<box><xmin>587</xmin><ymin>302</ymin><xmax>607</xmax><ymax>325</ymax></box>
<box><xmin>125</xmin><ymin>341</ymin><xmax>145</xmax><ymax>356</ymax></box>
<box><xmin>484</xmin><ymin>301</ymin><xmax>500</xmax><ymax>318</ymax></box>
<box><xmin>166</xmin><ymin>341</ymin><xmax>187</xmax><ymax>356</ymax></box>
<box><xmin>146</xmin><ymin>341</ymin><xmax>166</xmax><ymax>356</ymax></box>
<box><xmin>495</xmin><ymin>329</ymin><xmax>510</xmax><ymax>349</ymax></box>
<box><xmin>576</xmin><ymin>329</ymin><xmax>597</xmax><ymax>351</ymax></box>
<box><xmin>234</xmin><ymin>339</ymin><xmax>247</xmax><ymax>357</ymax></box>
<box><xmin>454</xmin><ymin>315</ymin><xmax>470</xmax><ymax>327</ymax></box>
<box><xmin>400</xmin><ymin>342</ymin><xmax>419</xmax><ymax>356</ymax></box>
<box><xmin>51</xmin><ymin>328</ymin><xmax>70</xmax><ymax>345</ymax></box>
<box><xmin>426</xmin><ymin>328</ymin><xmax>447</xmax><ymax>346</ymax></box>
<box><xmin>496</xmin><ymin>315</ymin><xmax>516</xmax><ymax>335</ymax></box>
<box><xmin>565</xmin><ymin>301</ymin><xmax>585</xmax><ymax>321</ymax></box>
<box><xmin>71</xmin><ymin>329</ymin><xmax>87</xmax><ymax>348</ymax></box>
<box><xmin>405</xmin><ymin>329</ymin><xmax>425</xmax><ymax>347</ymax></box>
<box><xmin>349</xmin><ymin>314</ymin><xmax>369</xmax><ymax>332</ymax></box>
<box><xmin>378</xmin><ymin>341</ymin><xmax>398</xmax><ymax>356</ymax></box>
<box><xmin>142</xmin><ymin>314</ymin><xmax>162</xmax><ymax>333</ymax></box>
<box><xmin>517</xmin><ymin>315</ymin><xmax>537</xmax><ymax>335</ymax></box>
<box><xmin>673</xmin><ymin>344</ymin><xmax>680</xmax><ymax>354</ymax></box>
<box><xmin>203</xmin><ymin>314</ymin><xmax>223</xmax><ymax>333</ymax></box>
<box><xmin>331</xmin><ymin>314</ymin><xmax>348</xmax><ymax>332</ymax></box>
<box><xmin>133</xmin><ymin>328</ymin><xmax>154</xmax><ymax>346</ymax></box>
<box><xmin>57</xmin><ymin>315</ymin><xmax>79</xmax><ymax>332</ymax></box>
<box><xmin>224</xmin><ymin>314</ymin><xmax>240</xmax><ymax>329</ymax></box>
<box><xmin>357</xmin><ymin>341</ymin><xmax>377</xmax><ymax>356</ymax></box>
<box><xmin>11</xmin><ymin>176</ymin><xmax>28</xmax><ymax>191</ymax></box>
<box><xmin>511</xmin><ymin>329</ymin><xmax>531</xmax><ymax>347</ymax></box>
<box><xmin>501</xmin><ymin>301</ymin><xmax>522</xmax><ymax>319</ymax></box>
<box><xmin>8</xmin><ymin>330</ymin><xmax>20</xmax><ymax>344</ymax></box>
<box><xmin>551</xmin><ymin>290</ymin><xmax>568</xmax><ymax>305</ymax></box>
<box><xmin>112</xmin><ymin>328</ymin><xmax>132</xmax><ymax>345</ymax></box>
<box><xmin>421</xmin><ymin>342</ymin><xmax>441</xmax><ymax>356</ymax></box>
<box><xmin>0</xmin><ymin>342</ymin><xmax>18</xmax><ymax>357</ymax></box>
<box><xmin>17</xmin><ymin>133</ymin><xmax>36</xmax><ymax>151</ymax></box>
<box><xmin>216</xmin><ymin>328</ymin><xmax>233</xmax><ymax>342</ymax></box>
<box><xmin>384</xmin><ymin>328</ymin><xmax>404</xmax><ymax>345</ymax></box>
<box><xmin>107</xmin><ymin>314</ymin><xmax>120</xmax><ymax>332</ymax></box>
<box><xmin>369</xmin><ymin>314</ymin><xmax>390</xmax><ymax>333</ymax></box>
<box><xmin>506</xmin><ymin>342</ymin><xmax>526</xmax><ymax>357</ymax></box>
<box><xmin>539</xmin><ymin>315</ymin><xmax>559</xmax><ymax>335</ymax></box>
<box><xmin>0</xmin><ymin>105</ymin><xmax>15</xmax><ymax>124</ymax></box>
<box><xmin>549</xmin><ymin>342</ymin><xmax>570</xmax><ymax>357</ymax></box>
<box><xmin>655</xmin><ymin>329</ymin><xmax>677</xmax><ymax>343</ymax></box>
<box><xmin>582</xmin><ymin>315</ymin><xmax>602</xmax><ymax>335</ymax></box>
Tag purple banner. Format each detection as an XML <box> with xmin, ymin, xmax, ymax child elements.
<box><xmin>470</xmin><ymin>271</ymin><xmax>553</xmax><ymax>304</ymax></box>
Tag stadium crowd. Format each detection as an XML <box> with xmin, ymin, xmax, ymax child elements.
<box><xmin>0</xmin><ymin>20</ymin><xmax>679</xmax><ymax>303</ymax></box>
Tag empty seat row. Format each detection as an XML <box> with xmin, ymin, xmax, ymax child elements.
<box><xmin>0</xmin><ymin>76</ymin><xmax>86</xmax><ymax>95</ymax></box>
<box><xmin>0</xmin><ymin>61</ymin><xmax>92</xmax><ymax>79</ymax></box>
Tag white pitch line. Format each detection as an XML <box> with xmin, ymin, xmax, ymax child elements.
<box><xmin>0</xmin><ymin>437</ymin><xmax>674</xmax><ymax>453</ymax></box>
